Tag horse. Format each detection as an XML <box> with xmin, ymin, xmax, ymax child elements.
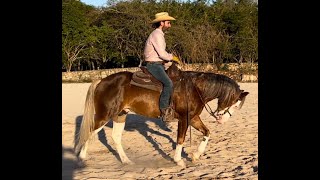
<box><xmin>74</xmin><ymin>62</ymin><xmax>249</xmax><ymax>167</ymax></box>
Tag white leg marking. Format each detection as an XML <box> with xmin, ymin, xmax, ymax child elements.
<box><xmin>112</xmin><ymin>122</ymin><xmax>133</xmax><ymax>164</ymax></box>
<box><xmin>192</xmin><ymin>135</ymin><xmax>210</xmax><ymax>161</ymax></box>
<box><xmin>174</xmin><ymin>144</ymin><xmax>186</xmax><ymax>167</ymax></box>
<box><xmin>174</xmin><ymin>144</ymin><xmax>183</xmax><ymax>162</ymax></box>
<box><xmin>78</xmin><ymin>124</ymin><xmax>106</xmax><ymax>160</ymax></box>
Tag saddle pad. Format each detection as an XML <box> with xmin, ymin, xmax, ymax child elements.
<box><xmin>130</xmin><ymin>80</ymin><xmax>162</xmax><ymax>92</ymax></box>
<box><xmin>130</xmin><ymin>70</ymin><xmax>162</xmax><ymax>91</ymax></box>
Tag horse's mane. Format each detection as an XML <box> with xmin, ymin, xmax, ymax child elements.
<box><xmin>167</xmin><ymin>63</ymin><xmax>244</xmax><ymax>108</ymax></box>
<box><xmin>189</xmin><ymin>71</ymin><xmax>242</xmax><ymax>107</ymax></box>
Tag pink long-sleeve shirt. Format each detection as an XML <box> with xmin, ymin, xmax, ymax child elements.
<box><xmin>144</xmin><ymin>28</ymin><xmax>173</xmax><ymax>62</ymax></box>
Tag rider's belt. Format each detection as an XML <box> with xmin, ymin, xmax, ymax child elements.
<box><xmin>145</xmin><ymin>61</ymin><xmax>164</xmax><ymax>65</ymax></box>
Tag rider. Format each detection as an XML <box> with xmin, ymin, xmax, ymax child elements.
<box><xmin>144</xmin><ymin>12</ymin><xmax>180</xmax><ymax>125</ymax></box>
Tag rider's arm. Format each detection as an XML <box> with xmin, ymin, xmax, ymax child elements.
<box><xmin>151</xmin><ymin>32</ymin><xmax>173</xmax><ymax>61</ymax></box>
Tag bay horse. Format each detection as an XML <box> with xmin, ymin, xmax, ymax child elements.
<box><xmin>74</xmin><ymin>62</ymin><xmax>249</xmax><ymax>167</ymax></box>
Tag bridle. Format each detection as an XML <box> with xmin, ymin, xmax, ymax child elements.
<box><xmin>192</xmin><ymin>80</ymin><xmax>232</xmax><ymax>119</ymax></box>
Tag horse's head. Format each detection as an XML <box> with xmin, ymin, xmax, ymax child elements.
<box><xmin>214</xmin><ymin>90</ymin><xmax>249</xmax><ymax>124</ymax></box>
<box><xmin>187</xmin><ymin>72</ymin><xmax>249</xmax><ymax>124</ymax></box>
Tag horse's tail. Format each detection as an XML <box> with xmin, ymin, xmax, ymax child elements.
<box><xmin>74</xmin><ymin>79</ymin><xmax>101</xmax><ymax>154</ymax></box>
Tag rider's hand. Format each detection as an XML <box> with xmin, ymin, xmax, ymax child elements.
<box><xmin>172</xmin><ymin>55</ymin><xmax>180</xmax><ymax>63</ymax></box>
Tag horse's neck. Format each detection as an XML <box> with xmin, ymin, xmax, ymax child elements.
<box><xmin>190</xmin><ymin>72</ymin><xmax>226</xmax><ymax>103</ymax></box>
<box><xmin>167</xmin><ymin>64</ymin><xmax>182</xmax><ymax>82</ymax></box>
<box><xmin>169</xmin><ymin>68</ymin><xmax>235</xmax><ymax>103</ymax></box>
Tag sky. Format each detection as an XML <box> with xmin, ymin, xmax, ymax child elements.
<box><xmin>79</xmin><ymin>0</ymin><xmax>192</xmax><ymax>7</ymax></box>
<box><xmin>80</xmin><ymin>0</ymin><xmax>108</xmax><ymax>7</ymax></box>
<box><xmin>80</xmin><ymin>0</ymin><xmax>257</xmax><ymax>7</ymax></box>
<box><xmin>79</xmin><ymin>0</ymin><xmax>189</xmax><ymax>7</ymax></box>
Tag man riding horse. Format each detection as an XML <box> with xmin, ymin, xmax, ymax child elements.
<box><xmin>74</xmin><ymin>12</ymin><xmax>250</xmax><ymax>167</ymax></box>
<box><xmin>144</xmin><ymin>12</ymin><xmax>180</xmax><ymax>127</ymax></box>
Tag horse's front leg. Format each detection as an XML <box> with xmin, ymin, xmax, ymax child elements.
<box><xmin>174</xmin><ymin>118</ymin><xmax>189</xmax><ymax>167</ymax></box>
<box><xmin>190</xmin><ymin>115</ymin><xmax>210</xmax><ymax>162</ymax></box>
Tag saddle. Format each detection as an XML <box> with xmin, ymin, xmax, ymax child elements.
<box><xmin>130</xmin><ymin>66</ymin><xmax>163</xmax><ymax>92</ymax></box>
<box><xmin>130</xmin><ymin>64</ymin><xmax>183</xmax><ymax>114</ymax></box>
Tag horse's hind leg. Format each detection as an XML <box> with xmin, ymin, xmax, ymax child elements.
<box><xmin>78</xmin><ymin>116</ymin><xmax>109</xmax><ymax>160</ymax></box>
<box><xmin>111</xmin><ymin>114</ymin><xmax>134</xmax><ymax>165</ymax></box>
<box><xmin>190</xmin><ymin>115</ymin><xmax>210</xmax><ymax>162</ymax></box>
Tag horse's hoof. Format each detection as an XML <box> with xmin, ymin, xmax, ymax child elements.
<box><xmin>191</xmin><ymin>153</ymin><xmax>199</xmax><ymax>162</ymax></box>
<box><xmin>176</xmin><ymin>159</ymin><xmax>186</xmax><ymax>167</ymax></box>
<box><xmin>75</xmin><ymin>159</ymin><xmax>87</xmax><ymax>168</ymax></box>
<box><xmin>122</xmin><ymin>160</ymin><xmax>135</xmax><ymax>165</ymax></box>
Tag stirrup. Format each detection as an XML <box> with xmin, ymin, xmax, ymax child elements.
<box><xmin>160</xmin><ymin>107</ymin><xmax>176</xmax><ymax>122</ymax></box>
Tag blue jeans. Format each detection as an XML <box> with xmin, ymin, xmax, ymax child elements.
<box><xmin>146</xmin><ymin>62</ymin><xmax>173</xmax><ymax>109</ymax></box>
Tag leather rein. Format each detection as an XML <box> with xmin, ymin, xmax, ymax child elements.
<box><xmin>191</xmin><ymin>79</ymin><xmax>232</xmax><ymax>119</ymax></box>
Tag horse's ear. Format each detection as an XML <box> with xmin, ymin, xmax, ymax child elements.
<box><xmin>239</xmin><ymin>91</ymin><xmax>249</xmax><ymax>99</ymax></box>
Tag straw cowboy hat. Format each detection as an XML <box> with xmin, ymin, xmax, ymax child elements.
<box><xmin>151</xmin><ymin>12</ymin><xmax>176</xmax><ymax>24</ymax></box>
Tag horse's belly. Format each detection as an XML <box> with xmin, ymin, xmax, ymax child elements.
<box><xmin>123</xmin><ymin>86</ymin><xmax>161</xmax><ymax>118</ymax></box>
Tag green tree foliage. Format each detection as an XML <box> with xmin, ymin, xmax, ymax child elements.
<box><xmin>62</xmin><ymin>0</ymin><xmax>95</xmax><ymax>71</ymax></box>
<box><xmin>95</xmin><ymin>0</ymin><xmax>152</xmax><ymax>67</ymax></box>
<box><xmin>81</xmin><ymin>24</ymin><xmax>119</xmax><ymax>70</ymax></box>
<box><xmin>62</xmin><ymin>0</ymin><xmax>258</xmax><ymax>71</ymax></box>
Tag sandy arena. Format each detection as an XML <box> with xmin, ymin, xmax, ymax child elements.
<box><xmin>62</xmin><ymin>82</ymin><xmax>258</xmax><ymax>180</ymax></box>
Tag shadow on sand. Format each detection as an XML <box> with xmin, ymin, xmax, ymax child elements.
<box><xmin>62</xmin><ymin>146</ymin><xmax>84</xmax><ymax>180</ymax></box>
<box><xmin>74</xmin><ymin>113</ymin><xmax>190</xmax><ymax>164</ymax></box>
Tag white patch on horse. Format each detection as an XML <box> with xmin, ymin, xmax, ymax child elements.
<box><xmin>192</xmin><ymin>135</ymin><xmax>210</xmax><ymax>161</ymax></box>
<box><xmin>78</xmin><ymin>123</ymin><xmax>106</xmax><ymax>160</ymax></box>
<box><xmin>174</xmin><ymin>144</ymin><xmax>183</xmax><ymax>162</ymax></box>
<box><xmin>112</xmin><ymin>121</ymin><xmax>133</xmax><ymax>164</ymax></box>
<box><xmin>174</xmin><ymin>144</ymin><xmax>186</xmax><ymax>167</ymax></box>
<box><xmin>216</xmin><ymin>100</ymin><xmax>241</xmax><ymax>124</ymax></box>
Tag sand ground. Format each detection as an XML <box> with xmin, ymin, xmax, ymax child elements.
<box><xmin>62</xmin><ymin>82</ymin><xmax>258</xmax><ymax>180</ymax></box>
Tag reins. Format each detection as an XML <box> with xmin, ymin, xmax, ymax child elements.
<box><xmin>183</xmin><ymin>73</ymin><xmax>192</xmax><ymax>147</ymax></box>
<box><xmin>192</xmin><ymin>78</ymin><xmax>232</xmax><ymax>119</ymax></box>
<box><xmin>192</xmin><ymin>79</ymin><xmax>218</xmax><ymax>119</ymax></box>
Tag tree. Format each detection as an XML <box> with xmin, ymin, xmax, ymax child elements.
<box><xmin>62</xmin><ymin>0</ymin><xmax>94</xmax><ymax>71</ymax></box>
<box><xmin>62</xmin><ymin>0</ymin><xmax>258</xmax><ymax>70</ymax></box>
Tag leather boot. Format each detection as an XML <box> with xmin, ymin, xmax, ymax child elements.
<box><xmin>160</xmin><ymin>107</ymin><xmax>175</xmax><ymax>123</ymax></box>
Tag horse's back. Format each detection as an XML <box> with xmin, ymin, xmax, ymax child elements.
<box><xmin>95</xmin><ymin>71</ymin><xmax>132</xmax><ymax>90</ymax></box>
<box><xmin>101</xmin><ymin>71</ymin><xmax>133</xmax><ymax>83</ymax></box>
